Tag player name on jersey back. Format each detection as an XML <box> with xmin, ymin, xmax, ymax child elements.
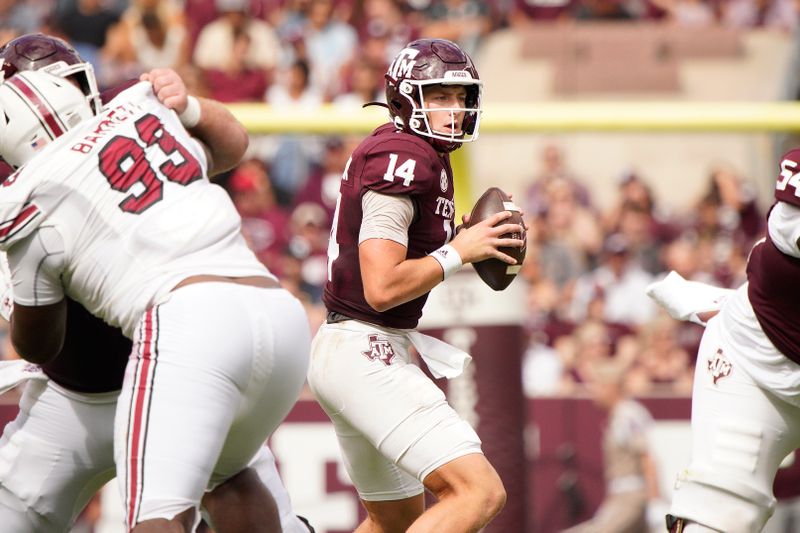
<box><xmin>0</xmin><ymin>82</ymin><xmax>269</xmax><ymax>337</ymax></box>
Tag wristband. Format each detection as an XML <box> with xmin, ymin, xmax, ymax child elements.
<box><xmin>179</xmin><ymin>96</ymin><xmax>201</xmax><ymax>128</ymax></box>
<box><xmin>429</xmin><ymin>244</ymin><xmax>462</xmax><ymax>280</ymax></box>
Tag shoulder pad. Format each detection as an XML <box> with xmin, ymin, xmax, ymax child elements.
<box><xmin>358</xmin><ymin>131</ymin><xmax>441</xmax><ymax>196</ymax></box>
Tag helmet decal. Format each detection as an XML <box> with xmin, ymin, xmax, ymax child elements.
<box><xmin>387</xmin><ymin>48</ymin><xmax>420</xmax><ymax>80</ymax></box>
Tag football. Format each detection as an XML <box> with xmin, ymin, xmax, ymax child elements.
<box><xmin>466</xmin><ymin>187</ymin><xmax>527</xmax><ymax>291</ymax></box>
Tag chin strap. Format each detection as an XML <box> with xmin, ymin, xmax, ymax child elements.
<box><xmin>362</xmin><ymin>101</ymin><xmax>389</xmax><ymax>109</ymax></box>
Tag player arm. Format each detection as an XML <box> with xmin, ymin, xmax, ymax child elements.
<box><xmin>359</xmin><ymin>191</ymin><xmax>521</xmax><ymax>312</ymax></box>
<box><xmin>142</xmin><ymin>68</ymin><xmax>248</xmax><ymax>177</ymax></box>
<box><xmin>359</xmin><ymin>192</ymin><xmax>441</xmax><ymax>311</ymax></box>
<box><xmin>6</xmin><ymin>227</ymin><xmax>67</xmax><ymax>364</ymax></box>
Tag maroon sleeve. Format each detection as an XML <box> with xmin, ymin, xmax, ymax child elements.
<box><xmin>100</xmin><ymin>79</ymin><xmax>140</xmax><ymax>105</ymax></box>
<box><xmin>357</xmin><ymin>138</ymin><xmax>438</xmax><ymax>198</ymax></box>
<box><xmin>776</xmin><ymin>148</ymin><xmax>800</xmax><ymax>207</ymax></box>
<box><xmin>0</xmin><ymin>161</ymin><xmax>14</xmax><ymax>184</ymax></box>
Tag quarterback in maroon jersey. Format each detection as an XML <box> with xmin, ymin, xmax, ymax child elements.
<box><xmin>651</xmin><ymin>148</ymin><xmax>800</xmax><ymax>533</ymax></box>
<box><xmin>307</xmin><ymin>38</ymin><xmax>524</xmax><ymax>531</ymax></box>
<box><xmin>0</xmin><ymin>33</ymin><xmax>312</xmax><ymax>533</ymax></box>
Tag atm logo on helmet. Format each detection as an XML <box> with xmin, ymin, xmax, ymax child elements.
<box><xmin>388</xmin><ymin>48</ymin><xmax>419</xmax><ymax>79</ymax></box>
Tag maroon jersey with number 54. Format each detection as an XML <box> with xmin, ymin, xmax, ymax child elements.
<box><xmin>748</xmin><ymin>148</ymin><xmax>800</xmax><ymax>363</ymax></box>
<box><xmin>323</xmin><ymin>123</ymin><xmax>456</xmax><ymax>329</ymax></box>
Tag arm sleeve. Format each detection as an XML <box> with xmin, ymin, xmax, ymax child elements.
<box><xmin>358</xmin><ymin>190</ymin><xmax>414</xmax><ymax>246</ymax></box>
<box><xmin>768</xmin><ymin>201</ymin><xmax>800</xmax><ymax>258</ymax></box>
<box><xmin>6</xmin><ymin>226</ymin><xmax>66</xmax><ymax>306</ymax></box>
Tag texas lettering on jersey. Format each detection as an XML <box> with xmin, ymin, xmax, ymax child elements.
<box><xmin>324</xmin><ymin>123</ymin><xmax>455</xmax><ymax>329</ymax></box>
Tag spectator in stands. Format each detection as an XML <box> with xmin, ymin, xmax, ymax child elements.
<box><xmin>228</xmin><ymin>158</ymin><xmax>291</xmax><ymax>273</ymax></box>
<box><xmin>286</xmin><ymin>202</ymin><xmax>329</xmax><ymax>302</ymax></box>
<box><xmin>625</xmin><ymin>313</ymin><xmax>694</xmax><ymax>396</ymax></box>
<box><xmin>193</xmin><ymin>0</ymin><xmax>279</xmax><ymax>101</ymax></box>
<box><xmin>508</xmin><ymin>0</ymin><xmax>577</xmax><ymax>25</ymax></box>
<box><xmin>349</xmin><ymin>0</ymin><xmax>420</xmax><ymax>65</ymax></box>
<box><xmin>266</xmin><ymin>58</ymin><xmax>322</xmax><ymax>107</ymax></box>
<box><xmin>526</xmin><ymin>144</ymin><xmax>593</xmax><ymax>215</ymax></box>
<box><xmin>538</xmin><ymin>177</ymin><xmax>603</xmax><ymax>277</ymax></box>
<box><xmin>0</xmin><ymin>0</ymin><xmax>48</xmax><ymax>38</ymax></box>
<box><xmin>648</xmin><ymin>0</ymin><xmax>716</xmax><ymax>26</ymax></box>
<box><xmin>556</xmin><ymin>320</ymin><xmax>637</xmax><ymax>395</ymax></box>
<box><xmin>569</xmin><ymin>233</ymin><xmax>658</xmax><ymax>328</ymax></box>
<box><xmin>54</xmin><ymin>0</ymin><xmax>122</xmax><ymax>75</ymax></box>
<box><xmin>696</xmin><ymin>164</ymin><xmax>763</xmax><ymax>244</ymax></box>
<box><xmin>102</xmin><ymin>0</ymin><xmax>189</xmax><ymax>85</ymax></box>
<box><xmin>292</xmin><ymin>136</ymin><xmax>355</xmax><ymax>225</ymax></box>
<box><xmin>301</xmin><ymin>0</ymin><xmax>358</xmax><ymax>100</ymax></box>
<box><xmin>603</xmin><ymin>172</ymin><xmax>678</xmax><ymax>274</ymax></box>
<box><xmin>522</xmin><ymin>328</ymin><xmax>564</xmax><ymax>397</ymax></box>
<box><xmin>722</xmin><ymin>0</ymin><xmax>799</xmax><ymax>31</ymax></box>
<box><xmin>572</xmin><ymin>0</ymin><xmax>637</xmax><ymax>20</ymax></box>
<box><xmin>333</xmin><ymin>58</ymin><xmax>384</xmax><ymax>109</ymax></box>
<box><xmin>265</xmin><ymin>58</ymin><xmax>323</xmax><ymax>202</ymax></box>
<box><xmin>419</xmin><ymin>0</ymin><xmax>491</xmax><ymax>56</ymax></box>
<box><xmin>528</xmin><ymin>205</ymin><xmax>587</xmax><ymax>289</ymax></box>
<box><xmin>561</xmin><ymin>359</ymin><xmax>660</xmax><ymax>533</ymax></box>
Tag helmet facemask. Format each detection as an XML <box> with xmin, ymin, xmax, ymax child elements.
<box><xmin>396</xmin><ymin>77</ymin><xmax>482</xmax><ymax>150</ymax></box>
<box><xmin>39</xmin><ymin>60</ymin><xmax>102</xmax><ymax>116</ymax></box>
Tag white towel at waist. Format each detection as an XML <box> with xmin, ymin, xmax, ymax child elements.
<box><xmin>0</xmin><ymin>359</ymin><xmax>46</xmax><ymax>395</ymax></box>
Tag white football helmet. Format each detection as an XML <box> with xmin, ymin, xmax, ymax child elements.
<box><xmin>0</xmin><ymin>70</ymin><xmax>95</xmax><ymax>168</ymax></box>
<box><xmin>0</xmin><ymin>33</ymin><xmax>102</xmax><ymax>115</ymax></box>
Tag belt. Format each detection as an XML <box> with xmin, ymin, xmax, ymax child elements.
<box><xmin>326</xmin><ymin>311</ymin><xmax>352</xmax><ymax>324</ymax></box>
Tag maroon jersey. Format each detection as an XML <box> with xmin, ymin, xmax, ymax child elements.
<box><xmin>747</xmin><ymin>235</ymin><xmax>800</xmax><ymax>364</ymax></box>
<box><xmin>324</xmin><ymin>123</ymin><xmax>456</xmax><ymax>329</ymax></box>
<box><xmin>9</xmin><ymin>81</ymin><xmax>139</xmax><ymax>392</ymax></box>
<box><xmin>747</xmin><ymin>149</ymin><xmax>800</xmax><ymax>364</ymax></box>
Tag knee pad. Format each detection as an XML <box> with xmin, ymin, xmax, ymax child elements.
<box><xmin>670</xmin><ymin>468</ymin><xmax>774</xmax><ymax>533</ymax></box>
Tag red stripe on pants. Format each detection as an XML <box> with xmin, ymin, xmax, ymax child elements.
<box><xmin>127</xmin><ymin>308</ymin><xmax>155</xmax><ymax>529</ymax></box>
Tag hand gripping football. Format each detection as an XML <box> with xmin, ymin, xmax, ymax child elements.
<box><xmin>466</xmin><ymin>187</ymin><xmax>526</xmax><ymax>291</ymax></box>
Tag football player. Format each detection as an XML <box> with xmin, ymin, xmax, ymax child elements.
<box><xmin>646</xmin><ymin>145</ymin><xmax>800</xmax><ymax>533</ymax></box>
<box><xmin>306</xmin><ymin>38</ymin><xmax>524</xmax><ymax>531</ymax></box>
<box><xmin>0</xmin><ymin>38</ymin><xmax>309</xmax><ymax>533</ymax></box>
<box><xmin>0</xmin><ymin>32</ymin><xmax>314</xmax><ymax>533</ymax></box>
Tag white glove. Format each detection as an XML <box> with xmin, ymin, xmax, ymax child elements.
<box><xmin>0</xmin><ymin>254</ymin><xmax>13</xmax><ymax>322</ymax></box>
<box><xmin>645</xmin><ymin>271</ymin><xmax>734</xmax><ymax>326</ymax></box>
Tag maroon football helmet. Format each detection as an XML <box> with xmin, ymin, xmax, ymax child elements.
<box><xmin>384</xmin><ymin>39</ymin><xmax>483</xmax><ymax>153</ymax></box>
<box><xmin>0</xmin><ymin>33</ymin><xmax>101</xmax><ymax>114</ymax></box>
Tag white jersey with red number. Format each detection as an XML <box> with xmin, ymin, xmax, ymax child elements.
<box><xmin>0</xmin><ymin>81</ymin><xmax>271</xmax><ymax>337</ymax></box>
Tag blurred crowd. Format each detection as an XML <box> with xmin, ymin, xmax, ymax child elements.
<box><xmin>519</xmin><ymin>144</ymin><xmax>763</xmax><ymax>398</ymax></box>
<box><xmin>0</xmin><ymin>0</ymin><xmax>785</xmax><ymax>400</ymax></box>
<box><xmin>1</xmin><ymin>0</ymin><xmax>796</xmax><ymax>104</ymax></box>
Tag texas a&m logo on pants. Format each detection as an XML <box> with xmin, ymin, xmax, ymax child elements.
<box><xmin>362</xmin><ymin>334</ymin><xmax>396</xmax><ymax>365</ymax></box>
<box><xmin>707</xmin><ymin>348</ymin><xmax>732</xmax><ymax>385</ymax></box>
